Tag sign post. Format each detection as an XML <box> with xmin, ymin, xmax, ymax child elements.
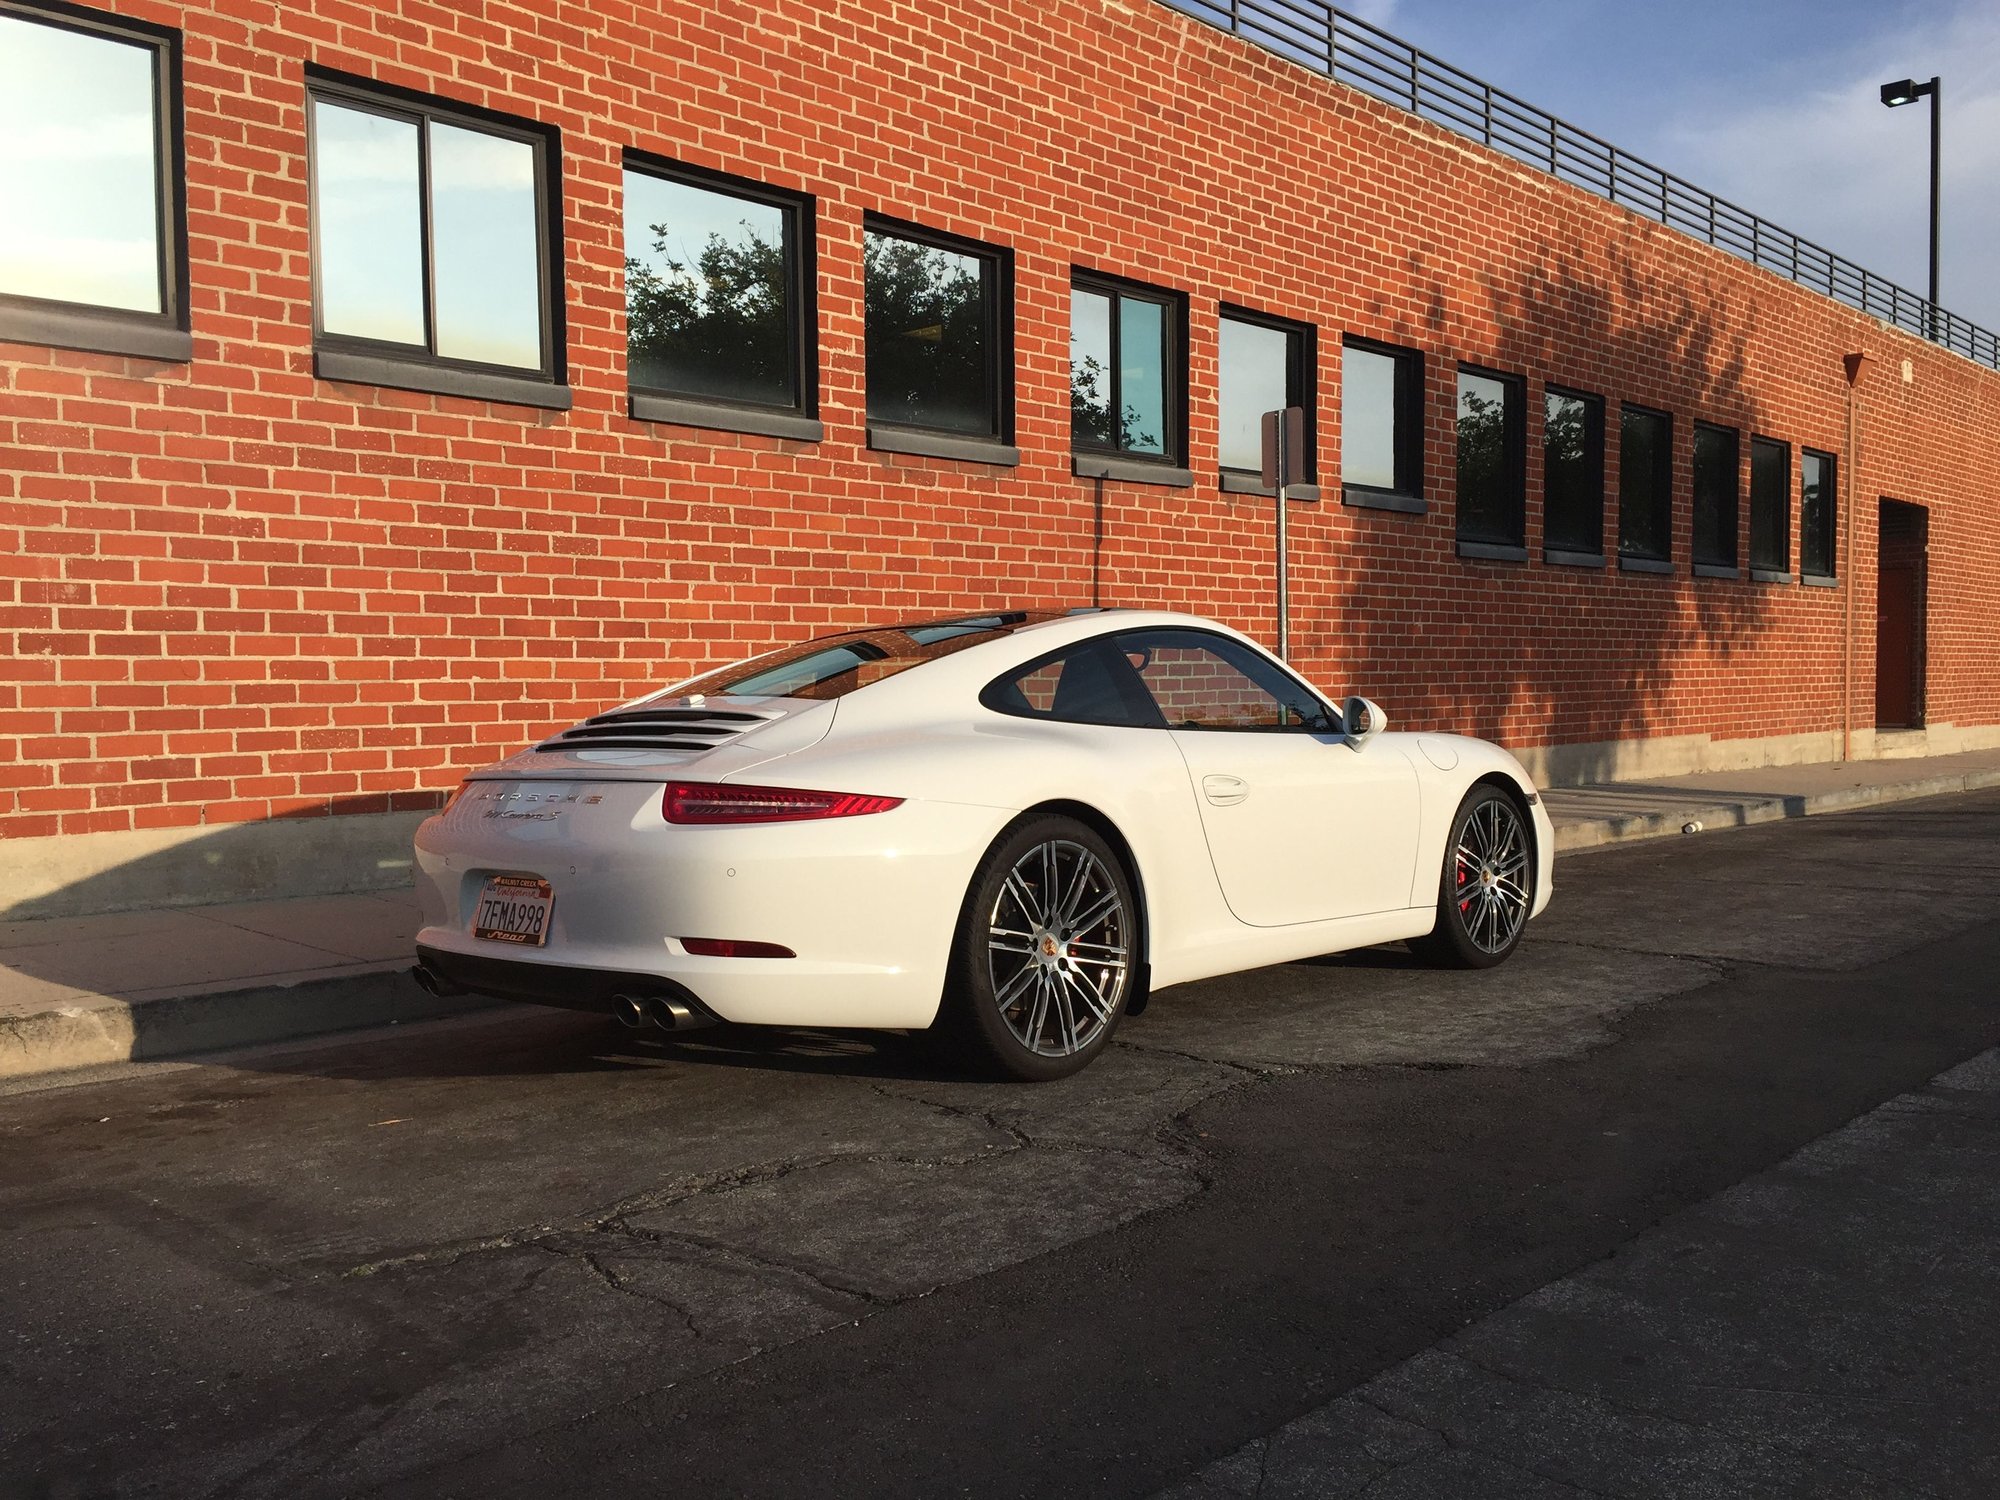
<box><xmin>1260</xmin><ymin>406</ymin><xmax>1309</xmax><ymax>660</ymax></box>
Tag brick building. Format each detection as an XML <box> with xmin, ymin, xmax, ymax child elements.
<box><xmin>4</xmin><ymin>0</ymin><xmax>1998</xmax><ymax>915</ymax></box>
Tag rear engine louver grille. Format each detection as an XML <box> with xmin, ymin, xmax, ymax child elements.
<box><xmin>534</xmin><ymin>706</ymin><xmax>777</xmax><ymax>754</ymax></box>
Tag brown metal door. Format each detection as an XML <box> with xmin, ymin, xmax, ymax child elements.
<box><xmin>1875</xmin><ymin>562</ymin><xmax>1918</xmax><ymax>728</ymax></box>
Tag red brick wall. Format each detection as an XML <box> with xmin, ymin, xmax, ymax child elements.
<box><xmin>5</xmin><ymin>0</ymin><xmax>1999</xmax><ymax>840</ymax></box>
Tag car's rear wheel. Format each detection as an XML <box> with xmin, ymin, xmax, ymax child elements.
<box><xmin>1410</xmin><ymin>784</ymin><xmax>1533</xmax><ymax>968</ymax></box>
<box><xmin>945</xmin><ymin>815</ymin><xmax>1139</xmax><ymax>1081</ymax></box>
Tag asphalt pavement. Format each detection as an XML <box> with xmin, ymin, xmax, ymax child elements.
<box><xmin>3</xmin><ymin>789</ymin><xmax>1998</xmax><ymax>1498</ymax></box>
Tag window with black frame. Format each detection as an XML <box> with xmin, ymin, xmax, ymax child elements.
<box><xmin>1749</xmin><ymin>436</ymin><xmax>1791</xmax><ymax>579</ymax></box>
<box><xmin>1456</xmin><ymin>367</ymin><xmax>1526</xmax><ymax>556</ymax></box>
<box><xmin>864</xmin><ymin>218</ymin><xmax>1013</xmax><ymax>463</ymax></box>
<box><xmin>1070</xmin><ymin>272</ymin><xmax>1188</xmax><ymax>483</ymax></box>
<box><xmin>308</xmin><ymin>73</ymin><xmax>565</xmax><ymax>408</ymax></box>
<box><xmin>0</xmin><ymin>1</ymin><xmax>190</xmax><ymax>361</ymax></box>
<box><xmin>1340</xmin><ymin>336</ymin><xmax>1423</xmax><ymax>510</ymax></box>
<box><xmin>623</xmin><ymin>156</ymin><xmax>817</xmax><ymax>439</ymax></box>
<box><xmin>1618</xmin><ymin>404</ymin><xmax>1673</xmax><ymax>569</ymax></box>
<box><xmin>1543</xmin><ymin>387</ymin><xmax>1605</xmax><ymax>562</ymax></box>
<box><xmin>1691</xmin><ymin>422</ymin><xmax>1740</xmax><ymax>573</ymax></box>
<box><xmin>1800</xmin><ymin>449</ymin><xmax>1838</xmax><ymax>582</ymax></box>
<box><xmin>1219</xmin><ymin>309</ymin><xmax>1313</xmax><ymax>494</ymax></box>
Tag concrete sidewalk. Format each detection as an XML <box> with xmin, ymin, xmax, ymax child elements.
<box><xmin>1542</xmin><ymin>744</ymin><xmax>2000</xmax><ymax>850</ymax></box>
<box><xmin>5</xmin><ymin>747</ymin><xmax>2000</xmax><ymax>1083</ymax></box>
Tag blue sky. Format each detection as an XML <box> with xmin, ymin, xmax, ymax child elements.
<box><xmin>1342</xmin><ymin>0</ymin><xmax>2000</xmax><ymax>335</ymax></box>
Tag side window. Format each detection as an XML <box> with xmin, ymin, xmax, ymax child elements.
<box><xmin>307</xmin><ymin>72</ymin><xmax>565</xmax><ymax>408</ymax></box>
<box><xmin>1070</xmin><ymin>270</ymin><xmax>1190</xmax><ymax>481</ymax></box>
<box><xmin>980</xmin><ymin>640</ymin><xmax>1162</xmax><ymax>728</ymax></box>
<box><xmin>0</xmin><ymin>1</ymin><xmax>191</xmax><ymax>361</ymax></box>
<box><xmin>1219</xmin><ymin>307</ymin><xmax>1313</xmax><ymax>487</ymax></box>
<box><xmin>1456</xmin><ymin>365</ymin><xmax>1526</xmax><ymax>554</ymax></box>
<box><xmin>1800</xmin><ymin>449</ymin><xmax>1838</xmax><ymax>581</ymax></box>
<box><xmin>624</xmin><ymin>153</ymin><xmax>818</xmax><ymax>439</ymax></box>
<box><xmin>1340</xmin><ymin>336</ymin><xmax>1424</xmax><ymax>508</ymax></box>
<box><xmin>865</xmin><ymin>216</ymin><xmax>1013</xmax><ymax>461</ymax></box>
<box><xmin>1117</xmin><ymin>629</ymin><xmax>1333</xmax><ymax>732</ymax></box>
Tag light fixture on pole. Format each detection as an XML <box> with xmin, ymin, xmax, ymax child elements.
<box><xmin>1879</xmin><ymin>75</ymin><xmax>1941</xmax><ymax>340</ymax></box>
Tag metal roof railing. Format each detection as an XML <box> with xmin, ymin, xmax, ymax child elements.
<box><xmin>1164</xmin><ymin>0</ymin><xmax>2000</xmax><ymax>370</ymax></box>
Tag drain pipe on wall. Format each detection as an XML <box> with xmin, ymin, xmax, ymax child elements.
<box><xmin>1841</xmin><ymin>351</ymin><xmax>1868</xmax><ymax>763</ymax></box>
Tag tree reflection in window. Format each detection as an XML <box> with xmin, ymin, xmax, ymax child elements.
<box><xmin>624</xmin><ymin>166</ymin><xmax>801</xmax><ymax>411</ymax></box>
<box><xmin>864</xmin><ymin>228</ymin><xmax>1000</xmax><ymax>437</ymax></box>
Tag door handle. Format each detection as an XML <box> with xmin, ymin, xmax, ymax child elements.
<box><xmin>1202</xmin><ymin>774</ymin><xmax>1248</xmax><ymax>806</ymax></box>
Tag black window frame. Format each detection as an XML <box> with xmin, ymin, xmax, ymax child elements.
<box><xmin>1069</xmin><ymin>269</ymin><xmax>1192</xmax><ymax>487</ymax></box>
<box><xmin>1339</xmin><ymin>335</ymin><xmax>1425</xmax><ymax>514</ymax></box>
<box><xmin>1542</xmin><ymin>385</ymin><xmax>1606</xmax><ymax>566</ymax></box>
<box><xmin>305</xmin><ymin>66</ymin><xmax>569</xmax><ymax>410</ymax></box>
<box><xmin>862</xmin><ymin>213</ymin><xmax>1014</xmax><ymax>465</ymax></box>
<box><xmin>1454</xmin><ymin>364</ymin><xmax>1528</xmax><ymax>560</ymax></box>
<box><xmin>621</xmin><ymin>151</ymin><xmax>820</xmax><ymax>442</ymax></box>
<box><xmin>1691</xmin><ymin>421</ymin><xmax>1741</xmax><ymax>577</ymax></box>
<box><xmin>1748</xmin><ymin>435</ymin><xmax>1792</xmax><ymax>581</ymax></box>
<box><xmin>0</xmin><ymin>0</ymin><xmax>191</xmax><ymax>362</ymax></box>
<box><xmin>1800</xmin><ymin>448</ymin><xmax>1839</xmax><ymax>584</ymax></box>
<box><xmin>1617</xmin><ymin>403</ymin><xmax>1674</xmax><ymax>573</ymax></box>
<box><xmin>1218</xmin><ymin>304</ymin><xmax>1317</xmax><ymax>499</ymax></box>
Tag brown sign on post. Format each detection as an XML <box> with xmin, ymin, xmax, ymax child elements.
<box><xmin>1260</xmin><ymin>405</ymin><xmax>1309</xmax><ymax>491</ymax></box>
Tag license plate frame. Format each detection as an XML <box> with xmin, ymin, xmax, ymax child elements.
<box><xmin>473</xmin><ymin>873</ymin><xmax>555</xmax><ymax>947</ymax></box>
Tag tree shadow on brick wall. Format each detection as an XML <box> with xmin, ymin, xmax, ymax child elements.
<box><xmin>1307</xmin><ymin>233</ymin><xmax>1783</xmax><ymax>785</ymax></box>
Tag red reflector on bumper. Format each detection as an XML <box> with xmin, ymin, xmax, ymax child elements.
<box><xmin>679</xmin><ymin>938</ymin><xmax>796</xmax><ymax>959</ymax></box>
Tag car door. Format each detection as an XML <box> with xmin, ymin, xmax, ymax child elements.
<box><xmin>1116</xmin><ymin>627</ymin><xmax>1421</xmax><ymax>927</ymax></box>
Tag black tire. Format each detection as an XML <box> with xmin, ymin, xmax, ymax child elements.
<box><xmin>942</xmin><ymin>814</ymin><xmax>1142</xmax><ymax>1082</ymax></box>
<box><xmin>1409</xmin><ymin>784</ymin><xmax>1534</xmax><ymax>969</ymax></box>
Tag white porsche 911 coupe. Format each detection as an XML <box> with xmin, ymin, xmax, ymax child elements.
<box><xmin>412</xmin><ymin>609</ymin><xmax>1553</xmax><ymax>1080</ymax></box>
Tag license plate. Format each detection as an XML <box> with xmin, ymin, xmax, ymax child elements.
<box><xmin>473</xmin><ymin>874</ymin><xmax>555</xmax><ymax>946</ymax></box>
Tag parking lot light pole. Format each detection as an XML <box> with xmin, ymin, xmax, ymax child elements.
<box><xmin>1879</xmin><ymin>75</ymin><xmax>1941</xmax><ymax>340</ymax></box>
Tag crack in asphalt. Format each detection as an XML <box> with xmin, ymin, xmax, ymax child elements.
<box><xmin>337</xmin><ymin>1140</ymin><xmax>1029</xmax><ymax>1283</ymax></box>
<box><xmin>569</xmin><ymin>1245</ymin><xmax>705</xmax><ymax>1339</ymax></box>
<box><xmin>1109</xmin><ymin>1039</ymin><xmax>1297</xmax><ymax>1076</ymax></box>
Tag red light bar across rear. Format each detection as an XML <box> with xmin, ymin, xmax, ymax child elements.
<box><xmin>662</xmin><ymin>780</ymin><xmax>904</xmax><ymax>824</ymax></box>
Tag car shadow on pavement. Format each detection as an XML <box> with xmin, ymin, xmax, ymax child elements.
<box><xmin>219</xmin><ymin>997</ymin><xmax>988</xmax><ymax>1088</ymax></box>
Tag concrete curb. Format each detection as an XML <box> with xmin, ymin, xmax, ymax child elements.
<box><xmin>0</xmin><ymin>966</ymin><xmax>490</xmax><ymax>1081</ymax></box>
<box><xmin>1551</xmin><ymin>767</ymin><xmax>2000</xmax><ymax>851</ymax></box>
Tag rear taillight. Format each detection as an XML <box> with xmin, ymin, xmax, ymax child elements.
<box><xmin>441</xmin><ymin>782</ymin><xmax>470</xmax><ymax>813</ymax></box>
<box><xmin>662</xmin><ymin>780</ymin><xmax>903</xmax><ymax>824</ymax></box>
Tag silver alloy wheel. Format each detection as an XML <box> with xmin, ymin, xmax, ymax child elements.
<box><xmin>1453</xmin><ymin>796</ymin><xmax>1531</xmax><ymax>954</ymax></box>
<box><xmin>985</xmin><ymin>838</ymin><xmax>1130</xmax><ymax>1057</ymax></box>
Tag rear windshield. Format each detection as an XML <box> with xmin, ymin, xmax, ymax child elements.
<box><xmin>671</xmin><ymin>614</ymin><xmax>1059</xmax><ymax>702</ymax></box>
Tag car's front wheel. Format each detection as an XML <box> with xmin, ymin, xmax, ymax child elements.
<box><xmin>1410</xmin><ymin>784</ymin><xmax>1534</xmax><ymax>968</ymax></box>
<box><xmin>944</xmin><ymin>815</ymin><xmax>1140</xmax><ymax>1081</ymax></box>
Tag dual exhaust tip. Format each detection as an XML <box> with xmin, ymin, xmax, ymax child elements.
<box><xmin>613</xmin><ymin>992</ymin><xmax>701</xmax><ymax>1032</ymax></box>
<box><xmin>411</xmin><ymin>963</ymin><xmax>708</xmax><ymax>1033</ymax></box>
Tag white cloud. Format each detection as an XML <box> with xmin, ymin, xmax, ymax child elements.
<box><xmin>1660</xmin><ymin>0</ymin><xmax>2000</xmax><ymax>333</ymax></box>
<box><xmin>1344</xmin><ymin>0</ymin><xmax>1400</xmax><ymax>28</ymax></box>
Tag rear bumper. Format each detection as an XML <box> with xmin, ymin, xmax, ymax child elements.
<box><xmin>411</xmin><ymin>790</ymin><xmax>1010</xmax><ymax>1029</ymax></box>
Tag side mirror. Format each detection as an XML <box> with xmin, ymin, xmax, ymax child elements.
<box><xmin>1341</xmin><ymin>695</ymin><xmax>1387</xmax><ymax>749</ymax></box>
